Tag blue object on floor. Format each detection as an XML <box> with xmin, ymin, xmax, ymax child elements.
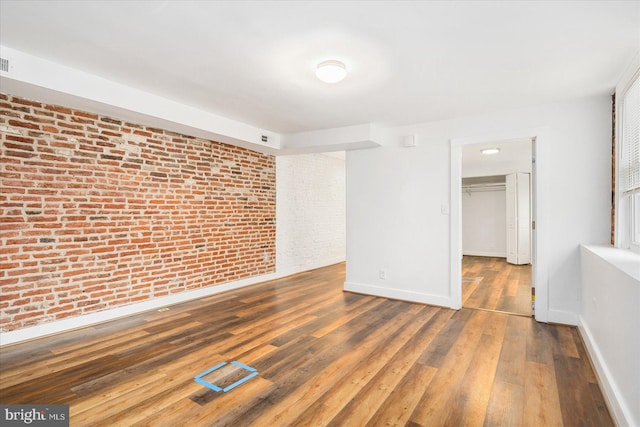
<box><xmin>194</xmin><ymin>360</ymin><xmax>258</xmax><ymax>393</ymax></box>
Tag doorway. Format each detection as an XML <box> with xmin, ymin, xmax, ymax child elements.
<box><xmin>451</xmin><ymin>136</ymin><xmax>539</xmax><ymax>318</ymax></box>
<box><xmin>461</xmin><ymin>256</ymin><xmax>532</xmax><ymax>315</ymax></box>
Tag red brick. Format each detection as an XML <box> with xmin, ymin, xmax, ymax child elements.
<box><xmin>11</xmin><ymin>98</ymin><xmax>42</xmax><ymax>107</ymax></box>
<box><xmin>73</xmin><ymin>111</ymin><xmax>98</xmax><ymax>119</ymax></box>
<box><xmin>8</xmin><ymin>119</ymin><xmax>39</xmax><ymax>130</ymax></box>
<box><xmin>46</xmin><ymin>304</ymin><xmax>75</xmax><ymax>314</ymax></box>
<box><xmin>0</xmin><ymin>93</ymin><xmax>276</xmax><ymax>332</ymax></box>
<box><xmin>45</xmin><ymin>105</ymin><xmax>72</xmax><ymax>114</ymax></box>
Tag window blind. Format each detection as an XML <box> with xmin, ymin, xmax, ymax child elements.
<box><xmin>622</xmin><ymin>74</ymin><xmax>640</xmax><ymax>192</ymax></box>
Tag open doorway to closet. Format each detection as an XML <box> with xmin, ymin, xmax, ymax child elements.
<box><xmin>460</xmin><ymin>139</ymin><xmax>533</xmax><ymax>316</ymax></box>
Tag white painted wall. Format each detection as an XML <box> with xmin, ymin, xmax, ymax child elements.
<box><xmin>345</xmin><ymin>95</ymin><xmax>611</xmax><ymax>320</ymax></box>
<box><xmin>462</xmin><ymin>189</ymin><xmax>507</xmax><ymax>257</ymax></box>
<box><xmin>579</xmin><ymin>245</ymin><xmax>640</xmax><ymax>427</ymax></box>
<box><xmin>276</xmin><ymin>153</ymin><xmax>346</xmax><ymax>275</ymax></box>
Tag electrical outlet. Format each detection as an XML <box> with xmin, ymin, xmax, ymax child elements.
<box><xmin>379</xmin><ymin>269</ymin><xmax>387</xmax><ymax>280</ymax></box>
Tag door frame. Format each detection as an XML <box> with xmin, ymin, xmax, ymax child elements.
<box><xmin>450</xmin><ymin>128</ymin><xmax>549</xmax><ymax>323</ymax></box>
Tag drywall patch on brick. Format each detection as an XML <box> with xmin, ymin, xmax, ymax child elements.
<box><xmin>0</xmin><ymin>93</ymin><xmax>276</xmax><ymax>332</ymax></box>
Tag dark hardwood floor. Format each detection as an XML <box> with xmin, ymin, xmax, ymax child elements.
<box><xmin>0</xmin><ymin>263</ymin><xmax>612</xmax><ymax>426</ymax></box>
<box><xmin>462</xmin><ymin>256</ymin><xmax>532</xmax><ymax>316</ymax></box>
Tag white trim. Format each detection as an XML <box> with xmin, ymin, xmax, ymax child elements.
<box><xmin>614</xmin><ymin>54</ymin><xmax>640</xmax><ymax>249</ymax></box>
<box><xmin>344</xmin><ymin>281</ymin><xmax>452</xmax><ymax>308</ymax></box>
<box><xmin>1</xmin><ymin>271</ymin><xmax>289</xmax><ymax>347</ymax></box>
<box><xmin>547</xmin><ymin>309</ymin><xmax>578</xmax><ymax>326</ymax></box>
<box><xmin>462</xmin><ymin>251</ymin><xmax>507</xmax><ymax>258</ymax></box>
<box><xmin>578</xmin><ymin>317</ymin><xmax>633</xmax><ymax>427</ymax></box>
<box><xmin>583</xmin><ymin>244</ymin><xmax>640</xmax><ymax>281</ymax></box>
<box><xmin>450</xmin><ymin>128</ymin><xmax>549</xmax><ymax>322</ymax></box>
<box><xmin>450</xmin><ymin>141</ymin><xmax>464</xmax><ymax>310</ymax></box>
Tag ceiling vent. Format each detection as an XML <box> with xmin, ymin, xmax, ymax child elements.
<box><xmin>0</xmin><ymin>58</ymin><xmax>9</xmax><ymax>73</ymax></box>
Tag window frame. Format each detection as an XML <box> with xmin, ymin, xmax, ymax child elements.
<box><xmin>616</xmin><ymin>64</ymin><xmax>640</xmax><ymax>254</ymax></box>
<box><xmin>630</xmin><ymin>190</ymin><xmax>640</xmax><ymax>253</ymax></box>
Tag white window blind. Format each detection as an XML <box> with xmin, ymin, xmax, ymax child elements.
<box><xmin>622</xmin><ymin>74</ymin><xmax>640</xmax><ymax>192</ymax></box>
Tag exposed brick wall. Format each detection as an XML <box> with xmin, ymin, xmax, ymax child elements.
<box><xmin>0</xmin><ymin>93</ymin><xmax>276</xmax><ymax>332</ymax></box>
<box><xmin>611</xmin><ymin>93</ymin><xmax>615</xmax><ymax>245</ymax></box>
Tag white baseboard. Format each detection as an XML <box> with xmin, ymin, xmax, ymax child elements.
<box><xmin>547</xmin><ymin>308</ymin><xmax>578</xmax><ymax>326</ymax></box>
<box><xmin>1</xmin><ymin>270</ymin><xmax>289</xmax><ymax>347</ymax></box>
<box><xmin>343</xmin><ymin>281</ymin><xmax>452</xmax><ymax>308</ymax></box>
<box><xmin>462</xmin><ymin>251</ymin><xmax>507</xmax><ymax>258</ymax></box>
<box><xmin>578</xmin><ymin>316</ymin><xmax>633</xmax><ymax>427</ymax></box>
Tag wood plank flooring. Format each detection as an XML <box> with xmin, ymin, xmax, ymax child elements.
<box><xmin>0</xmin><ymin>263</ymin><xmax>612</xmax><ymax>426</ymax></box>
<box><xmin>462</xmin><ymin>256</ymin><xmax>532</xmax><ymax>316</ymax></box>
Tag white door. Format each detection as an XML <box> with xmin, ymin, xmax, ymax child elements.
<box><xmin>516</xmin><ymin>173</ymin><xmax>531</xmax><ymax>264</ymax></box>
<box><xmin>506</xmin><ymin>172</ymin><xmax>531</xmax><ymax>265</ymax></box>
<box><xmin>506</xmin><ymin>173</ymin><xmax>518</xmax><ymax>264</ymax></box>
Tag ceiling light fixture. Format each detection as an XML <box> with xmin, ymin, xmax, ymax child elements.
<box><xmin>316</xmin><ymin>60</ymin><xmax>347</xmax><ymax>83</ymax></box>
<box><xmin>481</xmin><ymin>148</ymin><xmax>500</xmax><ymax>155</ymax></box>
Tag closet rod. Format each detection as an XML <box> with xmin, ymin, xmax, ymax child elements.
<box><xmin>462</xmin><ymin>183</ymin><xmax>506</xmax><ymax>193</ymax></box>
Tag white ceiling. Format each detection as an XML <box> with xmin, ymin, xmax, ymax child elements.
<box><xmin>0</xmin><ymin>1</ymin><xmax>639</xmax><ymax>134</ymax></box>
<box><xmin>462</xmin><ymin>139</ymin><xmax>532</xmax><ymax>178</ymax></box>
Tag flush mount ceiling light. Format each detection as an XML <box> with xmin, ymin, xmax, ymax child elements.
<box><xmin>481</xmin><ymin>148</ymin><xmax>500</xmax><ymax>155</ymax></box>
<box><xmin>316</xmin><ymin>60</ymin><xmax>347</xmax><ymax>83</ymax></box>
